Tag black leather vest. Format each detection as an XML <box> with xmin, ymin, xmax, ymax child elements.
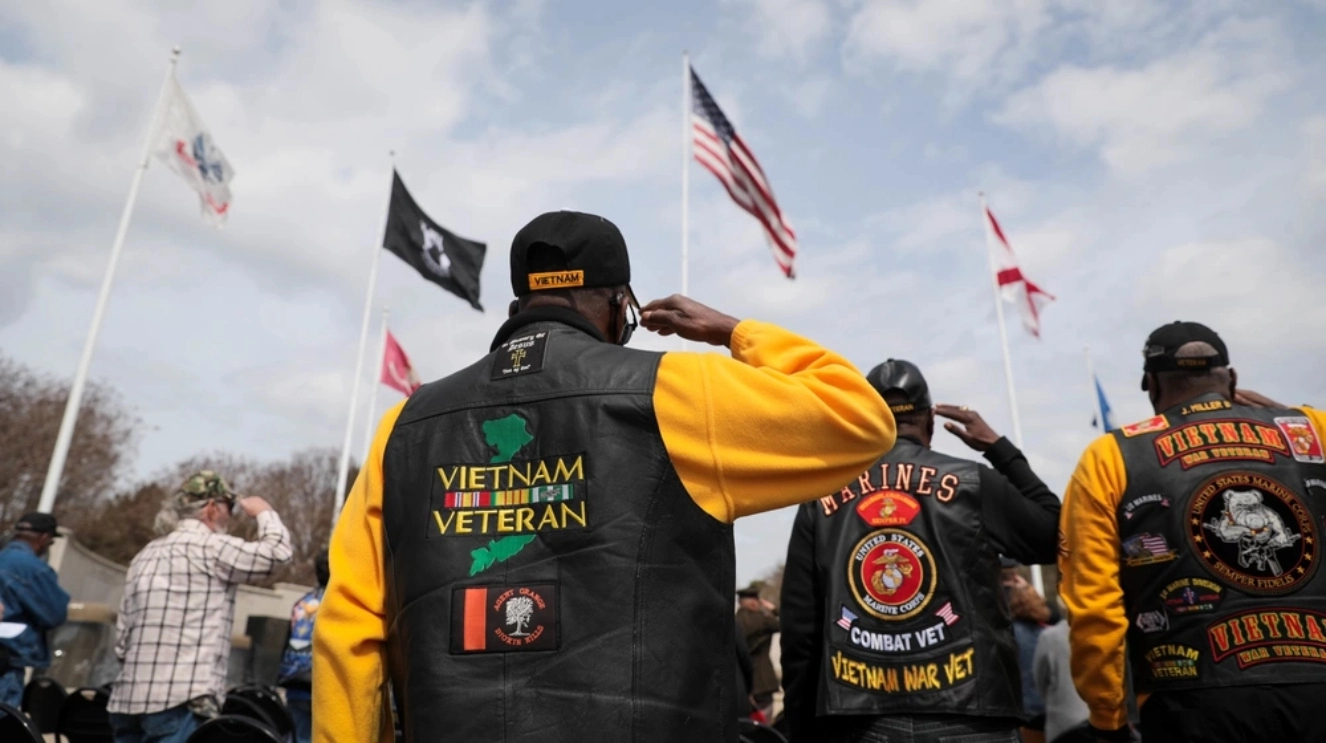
<box><xmin>1114</xmin><ymin>394</ymin><xmax>1326</xmax><ymax>693</ymax></box>
<box><xmin>380</xmin><ymin>316</ymin><xmax>737</xmax><ymax>742</ymax></box>
<box><xmin>810</xmin><ymin>438</ymin><xmax>1023</xmax><ymax>719</ymax></box>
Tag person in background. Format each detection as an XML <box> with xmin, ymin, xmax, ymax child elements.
<box><xmin>1001</xmin><ymin>560</ymin><xmax>1058</xmax><ymax>743</ymax></box>
<box><xmin>0</xmin><ymin>513</ymin><xmax>69</xmax><ymax>708</ymax></box>
<box><xmin>736</xmin><ymin>583</ymin><xmax>781</xmax><ymax>721</ymax></box>
<box><xmin>781</xmin><ymin>360</ymin><xmax>1061</xmax><ymax>743</ymax></box>
<box><xmin>1033</xmin><ymin>605</ymin><xmax>1091</xmax><ymax>743</ymax></box>
<box><xmin>108</xmin><ymin>471</ymin><xmax>292</xmax><ymax>743</ymax></box>
<box><xmin>1060</xmin><ymin>321</ymin><xmax>1326</xmax><ymax>742</ymax></box>
<box><xmin>278</xmin><ymin>549</ymin><xmax>329</xmax><ymax>743</ymax></box>
<box><xmin>734</xmin><ymin>621</ymin><xmax>755</xmax><ymax>720</ymax></box>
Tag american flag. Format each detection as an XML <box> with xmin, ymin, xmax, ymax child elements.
<box><xmin>1140</xmin><ymin>533</ymin><xmax>1170</xmax><ymax>555</ymax></box>
<box><xmin>837</xmin><ymin>606</ymin><xmax>857</xmax><ymax>630</ymax></box>
<box><xmin>690</xmin><ymin>66</ymin><xmax>798</xmax><ymax>278</ymax></box>
<box><xmin>982</xmin><ymin>198</ymin><xmax>1055</xmax><ymax>338</ymax></box>
<box><xmin>935</xmin><ymin>601</ymin><xmax>960</xmax><ymax>626</ymax></box>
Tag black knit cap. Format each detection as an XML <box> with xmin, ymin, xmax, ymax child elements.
<box><xmin>866</xmin><ymin>359</ymin><xmax>933</xmax><ymax>415</ymax></box>
<box><xmin>510</xmin><ymin>211</ymin><xmax>634</xmax><ymax>300</ymax></box>
<box><xmin>1141</xmin><ymin>321</ymin><xmax>1230</xmax><ymax>390</ymax></box>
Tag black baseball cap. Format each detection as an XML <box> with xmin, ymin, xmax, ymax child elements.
<box><xmin>14</xmin><ymin>512</ymin><xmax>60</xmax><ymax>539</ymax></box>
<box><xmin>866</xmin><ymin>359</ymin><xmax>933</xmax><ymax>414</ymax></box>
<box><xmin>1141</xmin><ymin>321</ymin><xmax>1230</xmax><ymax>390</ymax></box>
<box><xmin>510</xmin><ymin>211</ymin><xmax>634</xmax><ymax>301</ymax></box>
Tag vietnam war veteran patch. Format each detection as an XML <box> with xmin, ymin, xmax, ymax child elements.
<box><xmin>451</xmin><ymin>583</ymin><xmax>559</xmax><ymax>653</ymax></box>
<box><xmin>431</xmin><ymin>412</ymin><xmax>588</xmax><ymax>576</ymax></box>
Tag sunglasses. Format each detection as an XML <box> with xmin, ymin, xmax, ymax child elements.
<box><xmin>612</xmin><ymin>292</ymin><xmax>639</xmax><ymax>345</ymax></box>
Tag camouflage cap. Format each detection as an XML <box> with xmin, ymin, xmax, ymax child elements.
<box><xmin>177</xmin><ymin>470</ymin><xmax>240</xmax><ymax>505</ymax></box>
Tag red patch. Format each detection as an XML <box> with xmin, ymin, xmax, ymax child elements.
<box><xmin>855</xmin><ymin>490</ymin><xmax>921</xmax><ymax>527</ymax></box>
<box><xmin>1275</xmin><ymin>417</ymin><xmax>1325</xmax><ymax>464</ymax></box>
<box><xmin>1122</xmin><ymin>414</ymin><xmax>1169</xmax><ymax>438</ymax></box>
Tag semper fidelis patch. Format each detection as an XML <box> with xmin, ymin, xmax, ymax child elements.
<box><xmin>451</xmin><ymin>583</ymin><xmax>559</xmax><ymax>654</ymax></box>
<box><xmin>1187</xmin><ymin>470</ymin><xmax>1317</xmax><ymax>595</ymax></box>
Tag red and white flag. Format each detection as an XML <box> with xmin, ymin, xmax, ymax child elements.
<box><xmin>153</xmin><ymin>76</ymin><xmax>234</xmax><ymax>227</ymax></box>
<box><xmin>380</xmin><ymin>330</ymin><xmax>421</xmax><ymax>396</ymax></box>
<box><xmin>982</xmin><ymin>200</ymin><xmax>1054</xmax><ymax>338</ymax></box>
<box><xmin>690</xmin><ymin>67</ymin><xmax>798</xmax><ymax>278</ymax></box>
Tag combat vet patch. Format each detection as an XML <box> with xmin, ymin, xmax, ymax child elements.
<box><xmin>1275</xmin><ymin>416</ymin><xmax>1325</xmax><ymax>464</ymax></box>
<box><xmin>451</xmin><ymin>583</ymin><xmax>559</xmax><ymax>654</ymax></box>
<box><xmin>1135</xmin><ymin>608</ymin><xmax>1169</xmax><ymax>634</ymax></box>
<box><xmin>1208</xmin><ymin>608</ymin><xmax>1326</xmax><ymax>669</ymax></box>
<box><xmin>829</xmin><ymin>645</ymin><xmax>976</xmax><ymax>695</ymax></box>
<box><xmin>1122</xmin><ymin>415</ymin><xmax>1169</xmax><ymax>438</ymax></box>
<box><xmin>1122</xmin><ymin>532</ymin><xmax>1177</xmax><ymax>567</ymax></box>
<box><xmin>1144</xmin><ymin>644</ymin><xmax>1200</xmax><ymax>680</ymax></box>
<box><xmin>1158</xmin><ymin>576</ymin><xmax>1224</xmax><ymax>616</ymax></box>
<box><xmin>855</xmin><ymin>490</ymin><xmax>921</xmax><ymax>527</ymax></box>
<box><xmin>1187</xmin><ymin>470</ymin><xmax>1317</xmax><ymax>595</ymax></box>
<box><xmin>493</xmin><ymin>332</ymin><xmax>548</xmax><ymax>379</ymax></box>
<box><xmin>847</xmin><ymin>529</ymin><xmax>937</xmax><ymax>621</ymax></box>
<box><xmin>1122</xmin><ymin>493</ymin><xmax>1170</xmax><ymax>521</ymax></box>
<box><xmin>1153</xmin><ymin>419</ymin><xmax>1292</xmax><ymax>470</ymax></box>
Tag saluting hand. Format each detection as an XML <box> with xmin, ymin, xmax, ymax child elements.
<box><xmin>935</xmin><ymin>404</ymin><xmax>1002</xmax><ymax>452</ymax></box>
<box><xmin>640</xmin><ymin>295</ymin><xmax>740</xmax><ymax>347</ymax></box>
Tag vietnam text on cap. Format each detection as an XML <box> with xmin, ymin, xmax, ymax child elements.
<box><xmin>509</xmin><ymin>211</ymin><xmax>633</xmax><ymax>297</ymax></box>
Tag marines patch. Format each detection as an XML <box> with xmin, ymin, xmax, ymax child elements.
<box><xmin>1275</xmin><ymin>416</ymin><xmax>1325</xmax><ymax>464</ymax></box>
<box><xmin>847</xmin><ymin>529</ymin><xmax>937</xmax><ymax>621</ymax></box>
<box><xmin>1187</xmin><ymin>471</ymin><xmax>1317</xmax><ymax>595</ymax></box>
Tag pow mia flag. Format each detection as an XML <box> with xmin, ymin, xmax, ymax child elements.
<box><xmin>383</xmin><ymin>170</ymin><xmax>486</xmax><ymax>311</ymax></box>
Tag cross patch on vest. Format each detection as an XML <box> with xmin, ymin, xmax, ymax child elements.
<box><xmin>451</xmin><ymin>583</ymin><xmax>559</xmax><ymax>654</ymax></box>
<box><xmin>492</xmin><ymin>332</ymin><xmax>548</xmax><ymax>380</ymax></box>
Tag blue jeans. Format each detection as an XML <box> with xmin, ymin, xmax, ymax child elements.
<box><xmin>109</xmin><ymin>704</ymin><xmax>205</xmax><ymax>743</ymax></box>
<box><xmin>821</xmin><ymin>714</ymin><xmax>1021</xmax><ymax>743</ymax></box>
<box><xmin>0</xmin><ymin>668</ymin><xmax>23</xmax><ymax>709</ymax></box>
<box><xmin>288</xmin><ymin>695</ymin><xmax>312</xmax><ymax>743</ymax></box>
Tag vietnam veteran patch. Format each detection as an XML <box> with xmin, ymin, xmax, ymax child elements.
<box><xmin>451</xmin><ymin>583</ymin><xmax>559</xmax><ymax>654</ymax></box>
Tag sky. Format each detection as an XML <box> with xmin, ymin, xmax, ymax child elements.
<box><xmin>2</xmin><ymin>0</ymin><xmax>1325</xmax><ymax>584</ymax></box>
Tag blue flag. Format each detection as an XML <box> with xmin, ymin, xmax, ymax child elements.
<box><xmin>1092</xmin><ymin>375</ymin><xmax>1118</xmax><ymax>432</ymax></box>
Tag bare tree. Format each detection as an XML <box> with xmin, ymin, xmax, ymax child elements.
<box><xmin>0</xmin><ymin>355</ymin><xmax>139</xmax><ymax>527</ymax></box>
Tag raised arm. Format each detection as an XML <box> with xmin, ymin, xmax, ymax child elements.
<box><xmin>643</xmin><ymin>296</ymin><xmax>896</xmax><ymax>522</ymax></box>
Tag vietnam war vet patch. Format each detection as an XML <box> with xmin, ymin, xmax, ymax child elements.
<box><xmin>451</xmin><ymin>583</ymin><xmax>559</xmax><ymax>654</ymax></box>
<box><xmin>493</xmin><ymin>331</ymin><xmax>548</xmax><ymax>380</ymax></box>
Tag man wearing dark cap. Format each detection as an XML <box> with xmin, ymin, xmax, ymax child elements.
<box><xmin>780</xmin><ymin>359</ymin><xmax>1061</xmax><ymax>743</ymax></box>
<box><xmin>1060</xmin><ymin>322</ymin><xmax>1326</xmax><ymax>743</ymax></box>
<box><xmin>736</xmin><ymin>582</ymin><xmax>782</xmax><ymax>720</ymax></box>
<box><xmin>315</xmin><ymin>211</ymin><xmax>896</xmax><ymax>742</ymax></box>
<box><xmin>0</xmin><ymin>513</ymin><xmax>69</xmax><ymax>708</ymax></box>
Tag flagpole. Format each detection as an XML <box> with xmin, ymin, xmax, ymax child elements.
<box><xmin>36</xmin><ymin>47</ymin><xmax>182</xmax><ymax>515</ymax></box>
<box><xmin>1085</xmin><ymin>345</ymin><xmax>1106</xmax><ymax>433</ymax></box>
<box><xmin>980</xmin><ymin>193</ymin><xmax>1040</xmax><ymax>594</ymax></box>
<box><xmin>360</xmin><ymin>306</ymin><xmax>389</xmax><ymax>464</ymax></box>
<box><xmin>332</xmin><ymin>156</ymin><xmax>392</xmax><ymax>526</ymax></box>
<box><xmin>979</xmin><ymin>193</ymin><xmax>1025</xmax><ymax>449</ymax></box>
<box><xmin>681</xmin><ymin>50</ymin><xmax>691</xmax><ymax>302</ymax></box>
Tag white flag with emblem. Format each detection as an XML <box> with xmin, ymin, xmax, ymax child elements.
<box><xmin>153</xmin><ymin>75</ymin><xmax>234</xmax><ymax>226</ymax></box>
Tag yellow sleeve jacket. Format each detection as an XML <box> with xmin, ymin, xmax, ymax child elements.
<box><xmin>1058</xmin><ymin>404</ymin><xmax>1326</xmax><ymax>731</ymax></box>
<box><xmin>312</xmin><ymin>319</ymin><xmax>896</xmax><ymax>742</ymax></box>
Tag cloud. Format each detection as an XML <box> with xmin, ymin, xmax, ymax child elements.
<box><xmin>994</xmin><ymin>18</ymin><xmax>1291</xmax><ymax>175</ymax></box>
<box><xmin>1307</xmin><ymin>116</ymin><xmax>1326</xmax><ymax>196</ymax></box>
<box><xmin>725</xmin><ymin>0</ymin><xmax>833</xmax><ymax>63</ymax></box>
<box><xmin>844</xmin><ymin>0</ymin><xmax>1051</xmax><ymax>86</ymax></box>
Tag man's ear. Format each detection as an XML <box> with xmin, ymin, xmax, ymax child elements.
<box><xmin>1228</xmin><ymin>367</ymin><xmax>1238</xmax><ymax>397</ymax></box>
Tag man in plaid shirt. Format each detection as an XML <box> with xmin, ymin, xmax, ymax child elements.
<box><xmin>108</xmin><ymin>470</ymin><xmax>292</xmax><ymax>743</ymax></box>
